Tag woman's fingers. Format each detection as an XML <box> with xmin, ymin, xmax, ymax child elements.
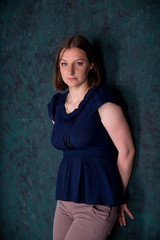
<box><xmin>118</xmin><ymin>206</ymin><xmax>125</xmax><ymax>226</ymax></box>
<box><xmin>120</xmin><ymin>211</ymin><xmax>126</xmax><ymax>226</ymax></box>
<box><xmin>118</xmin><ymin>204</ymin><xmax>134</xmax><ymax>226</ymax></box>
<box><xmin>124</xmin><ymin>206</ymin><xmax>134</xmax><ymax>220</ymax></box>
<box><xmin>118</xmin><ymin>215</ymin><xmax>123</xmax><ymax>226</ymax></box>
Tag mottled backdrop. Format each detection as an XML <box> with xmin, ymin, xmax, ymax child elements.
<box><xmin>0</xmin><ymin>0</ymin><xmax>160</xmax><ymax>239</ymax></box>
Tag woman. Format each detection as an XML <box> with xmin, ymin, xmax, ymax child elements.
<box><xmin>48</xmin><ymin>35</ymin><xmax>135</xmax><ymax>240</ymax></box>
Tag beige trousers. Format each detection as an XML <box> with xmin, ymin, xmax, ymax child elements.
<box><xmin>53</xmin><ymin>200</ymin><xmax>118</xmax><ymax>240</ymax></box>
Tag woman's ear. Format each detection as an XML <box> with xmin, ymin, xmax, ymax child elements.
<box><xmin>90</xmin><ymin>63</ymin><xmax>94</xmax><ymax>70</ymax></box>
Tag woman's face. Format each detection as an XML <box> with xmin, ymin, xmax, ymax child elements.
<box><xmin>59</xmin><ymin>48</ymin><xmax>93</xmax><ymax>89</ymax></box>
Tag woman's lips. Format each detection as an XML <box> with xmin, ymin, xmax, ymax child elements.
<box><xmin>67</xmin><ymin>78</ymin><xmax>77</xmax><ymax>80</ymax></box>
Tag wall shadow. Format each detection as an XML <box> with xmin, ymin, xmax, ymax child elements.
<box><xmin>92</xmin><ymin>37</ymin><xmax>145</xmax><ymax>239</ymax></box>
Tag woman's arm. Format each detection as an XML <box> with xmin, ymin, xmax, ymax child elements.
<box><xmin>98</xmin><ymin>102</ymin><xmax>135</xmax><ymax>226</ymax></box>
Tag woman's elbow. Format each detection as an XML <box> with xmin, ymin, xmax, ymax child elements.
<box><xmin>119</xmin><ymin>145</ymin><xmax>135</xmax><ymax>160</ymax></box>
<box><xmin>131</xmin><ymin>145</ymin><xmax>136</xmax><ymax>158</ymax></box>
<box><xmin>128</xmin><ymin>144</ymin><xmax>135</xmax><ymax>157</ymax></box>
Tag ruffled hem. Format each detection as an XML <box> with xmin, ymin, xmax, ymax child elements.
<box><xmin>55</xmin><ymin>155</ymin><xmax>125</xmax><ymax>206</ymax></box>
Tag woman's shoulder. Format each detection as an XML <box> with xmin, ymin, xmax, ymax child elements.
<box><xmin>93</xmin><ymin>87</ymin><xmax>118</xmax><ymax>103</ymax></box>
<box><xmin>47</xmin><ymin>91</ymin><xmax>67</xmax><ymax>120</ymax></box>
<box><xmin>90</xmin><ymin>86</ymin><xmax>120</xmax><ymax>112</ymax></box>
<box><xmin>92</xmin><ymin>86</ymin><xmax>116</xmax><ymax>100</ymax></box>
<box><xmin>49</xmin><ymin>91</ymin><xmax>67</xmax><ymax>104</ymax></box>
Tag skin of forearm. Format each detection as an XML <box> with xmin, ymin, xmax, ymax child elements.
<box><xmin>117</xmin><ymin>150</ymin><xmax>135</xmax><ymax>195</ymax></box>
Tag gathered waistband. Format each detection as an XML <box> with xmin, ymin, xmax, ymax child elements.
<box><xmin>63</xmin><ymin>149</ymin><xmax>109</xmax><ymax>158</ymax></box>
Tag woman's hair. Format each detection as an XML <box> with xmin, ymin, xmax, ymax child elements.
<box><xmin>52</xmin><ymin>35</ymin><xmax>101</xmax><ymax>91</ymax></box>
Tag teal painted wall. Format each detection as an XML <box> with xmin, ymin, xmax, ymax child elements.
<box><xmin>0</xmin><ymin>0</ymin><xmax>160</xmax><ymax>239</ymax></box>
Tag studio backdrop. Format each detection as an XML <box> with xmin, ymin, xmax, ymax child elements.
<box><xmin>0</xmin><ymin>0</ymin><xmax>160</xmax><ymax>239</ymax></box>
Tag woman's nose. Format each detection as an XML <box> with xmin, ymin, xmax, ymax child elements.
<box><xmin>68</xmin><ymin>64</ymin><xmax>75</xmax><ymax>74</ymax></box>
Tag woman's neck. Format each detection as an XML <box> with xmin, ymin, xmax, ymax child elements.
<box><xmin>67</xmin><ymin>85</ymin><xmax>89</xmax><ymax>103</ymax></box>
<box><xmin>65</xmin><ymin>84</ymin><xmax>90</xmax><ymax>114</ymax></box>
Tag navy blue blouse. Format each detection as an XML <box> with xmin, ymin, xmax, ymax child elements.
<box><xmin>48</xmin><ymin>86</ymin><xmax>125</xmax><ymax>206</ymax></box>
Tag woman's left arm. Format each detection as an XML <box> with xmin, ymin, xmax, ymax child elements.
<box><xmin>98</xmin><ymin>102</ymin><xmax>135</xmax><ymax>226</ymax></box>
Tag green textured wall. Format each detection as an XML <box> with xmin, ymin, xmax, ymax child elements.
<box><xmin>0</xmin><ymin>0</ymin><xmax>160</xmax><ymax>239</ymax></box>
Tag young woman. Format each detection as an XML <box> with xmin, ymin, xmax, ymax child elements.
<box><xmin>48</xmin><ymin>35</ymin><xmax>135</xmax><ymax>240</ymax></box>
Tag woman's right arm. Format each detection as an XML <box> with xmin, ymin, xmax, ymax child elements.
<box><xmin>98</xmin><ymin>102</ymin><xmax>135</xmax><ymax>226</ymax></box>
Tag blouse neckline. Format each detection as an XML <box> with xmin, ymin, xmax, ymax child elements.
<box><xmin>61</xmin><ymin>86</ymin><xmax>96</xmax><ymax>120</ymax></box>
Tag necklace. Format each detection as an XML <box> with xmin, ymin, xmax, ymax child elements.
<box><xmin>65</xmin><ymin>88</ymin><xmax>89</xmax><ymax>114</ymax></box>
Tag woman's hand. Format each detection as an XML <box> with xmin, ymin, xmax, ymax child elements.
<box><xmin>117</xmin><ymin>204</ymin><xmax>134</xmax><ymax>226</ymax></box>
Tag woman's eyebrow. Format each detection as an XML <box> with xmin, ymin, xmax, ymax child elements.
<box><xmin>59</xmin><ymin>58</ymin><xmax>85</xmax><ymax>61</ymax></box>
<box><xmin>59</xmin><ymin>59</ymin><xmax>66</xmax><ymax>61</ymax></box>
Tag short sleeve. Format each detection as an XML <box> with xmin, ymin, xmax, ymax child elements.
<box><xmin>92</xmin><ymin>87</ymin><xmax>120</xmax><ymax>112</ymax></box>
<box><xmin>47</xmin><ymin>93</ymin><xmax>61</xmax><ymax>120</ymax></box>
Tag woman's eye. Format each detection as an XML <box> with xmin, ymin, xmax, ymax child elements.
<box><xmin>61</xmin><ymin>62</ymin><xmax>67</xmax><ymax>66</ymax></box>
<box><xmin>75</xmin><ymin>62</ymin><xmax>83</xmax><ymax>66</ymax></box>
